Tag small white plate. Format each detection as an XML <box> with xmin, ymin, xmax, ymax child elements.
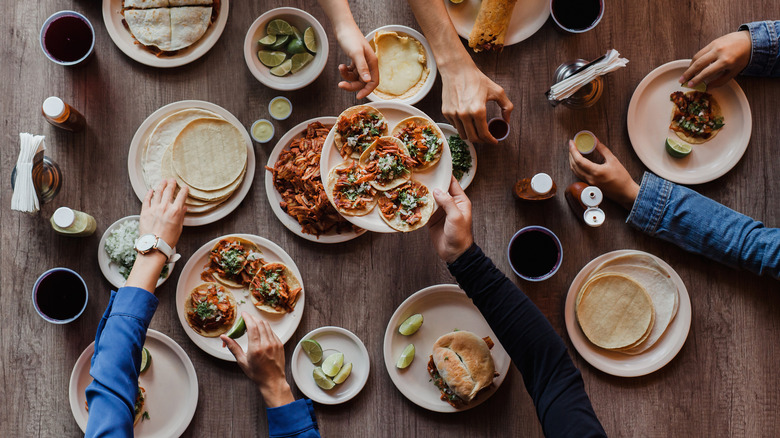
<box><xmin>627</xmin><ymin>59</ymin><xmax>752</xmax><ymax>185</ymax></box>
<box><xmin>102</xmin><ymin>0</ymin><xmax>229</xmax><ymax>68</ymax></box>
<box><xmin>319</xmin><ymin>101</ymin><xmax>453</xmax><ymax>233</ymax></box>
<box><xmin>127</xmin><ymin>100</ymin><xmax>255</xmax><ymax>227</ymax></box>
<box><xmin>69</xmin><ymin>329</ymin><xmax>199</xmax><ymax>437</ymax></box>
<box><xmin>444</xmin><ymin>0</ymin><xmax>549</xmax><ymax>47</ymax></box>
<box><xmin>291</xmin><ymin>326</ymin><xmax>370</xmax><ymax>405</ymax></box>
<box><xmin>265</xmin><ymin>117</ymin><xmax>367</xmax><ymax>243</ymax></box>
<box><xmin>97</xmin><ymin>215</ymin><xmax>175</xmax><ymax>290</ymax></box>
<box><xmin>364</xmin><ymin>25</ymin><xmax>437</xmax><ymax>106</ymax></box>
<box><xmin>437</xmin><ymin>123</ymin><xmax>477</xmax><ymax>190</ymax></box>
<box><xmin>175</xmin><ymin>234</ymin><xmax>304</xmax><ymax>361</ymax></box>
<box><xmin>243</xmin><ymin>7</ymin><xmax>329</xmax><ymax>91</ymax></box>
<box><xmin>564</xmin><ymin>250</ymin><xmax>692</xmax><ymax>377</ymax></box>
<box><xmin>383</xmin><ymin>284</ymin><xmax>511</xmax><ymax>413</ymax></box>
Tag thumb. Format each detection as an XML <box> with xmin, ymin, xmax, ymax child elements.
<box><xmin>433</xmin><ymin>188</ymin><xmax>460</xmax><ymax>218</ymax></box>
<box><xmin>221</xmin><ymin>335</ymin><xmax>246</xmax><ymax>364</ymax></box>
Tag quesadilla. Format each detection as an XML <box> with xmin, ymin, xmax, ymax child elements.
<box><xmin>334</xmin><ymin>105</ymin><xmax>388</xmax><ymax>159</ymax></box>
<box><xmin>391</xmin><ymin>116</ymin><xmax>445</xmax><ymax>170</ymax></box>
<box><xmin>185</xmin><ymin>283</ymin><xmax>237</xmax><ymax>337</ymax></box>
<box><xmin>123</xmin><ymin>2</ymin><xmax>216</xmax><ymax>53</ymax></box>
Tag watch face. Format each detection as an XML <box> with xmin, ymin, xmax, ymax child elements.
<box><xmin>135</xmin><ymin>234</ymin><xmax>157</xmax><ymax>252</ymax></box>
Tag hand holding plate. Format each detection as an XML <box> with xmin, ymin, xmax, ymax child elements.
<box><xmin>680</xmin><ymin>30</ymin><xmax>752</xmax><ymax>89</ymax></box>
<box><xmin>428</xmin><ymin>176</ymin><xmax>474</xmax><ymax>264</ymax></box>
<box><xmin>568</xmin><ymin>141</ymin><xmax>639</xmax><ymax>210</ymax></box>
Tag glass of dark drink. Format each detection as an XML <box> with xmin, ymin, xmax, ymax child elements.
<box><xmin>32</xmin><ymin>268</ymin><xmax>88</xmax><ymax>323</ymax></box>
<box><xmin>39</xmin><ymin>11</ymin><xmax>95</xmax><ymax>66</ymax></box>
<box><xmin>507</xmin><ymin>226</ymin><xmax>563</xmax><ymax>281</ymax></box>
<box><xmin>488</xmin><ymin>118</ymin><xmax>510</xmax><ymax>142</ymax></box>
<box><xmin>550</xmin><ymin>0</ymin><xmax>605</xmax><ymax>33</ymax></box>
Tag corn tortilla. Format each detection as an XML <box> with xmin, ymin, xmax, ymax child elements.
<box><xmin>172</xmin><ymin>118</ymin><xmax>247</xmax><ymax>191</ymax></box>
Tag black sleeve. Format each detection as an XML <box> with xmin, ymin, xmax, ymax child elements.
<box><xmin>448</xmin><ymin>244</ymin><xmax>606</xmax><ymax>438</ymax></box>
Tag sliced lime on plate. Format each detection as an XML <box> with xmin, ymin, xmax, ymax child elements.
<box><xmin>267</xmin><ymin>19</ymin><xmax>294</xmax><ymax>36</ymax></box>
<box><xmin>396</xmin><ymin>344</ymin><xmax>415</xmax><ymax>369</ymax></box>
<box><xmin>291</xmin><ymin>25</ymin><xmax>303</xmax><ymax>41</ymax></box>
<box><xmin>291</xmin><ymin>53</ymin><xmax>314</xmax><ymax>74</ymax></box>
<box><xmin>140</xmin><ymin>347</ymin><xmax>151</xmax><ymax>373</ymax></box>
<box><xmin>270</xmin><ymin>59</ymin><xmax>293</xmax><ymax>77</ymax></box>
<box><xmin>303</xmin><ymin>27</ymin><xmax>317</xmax><ymax>53</ymax></box>
<box><xmin>322</xmin><ymin>352</ymin><xmax>344</xmax><ymax>377</ymax></box>
<box><xmin>665</xmin><ymin>137</ymin><xmax>692</xmax><ymax>158</ymax></box>
<box><xmin>225</xmin><ymin>315</ymin><xmax>246</xmax><ymax>339</ymax></box>
<box><xmin>398</xmin><ymin>314</ymin><xmax>423</xmax><ymax>336</ymax></box>
<box><xmin>333</xmin><ymin>362</ymin><xmax>352</xmax><ymax>384</ymax></box>
<box><xmin>270</xmin><ymin>34</ymin><xmax>290</xmax><ymax>50</ymax></box>
<box><xmin>258</xmin><ymin>34</ymin><xmax>277</xmax><ymax>46</ymax></box>
<box><xmin>313</xmin><ymin>367</ymin><xmax>335</xmax><ymax>390</ymax></box>
<box><xmin>257</xmin><ymin>50</ymin><xmax>286</xmax><ymax>67</ymax></box>
<box><xmin>301</xmin><ymin>339</ymin><xmax>323</xmax><ymax>364</ymax></box>
<box><xmin>683</xmin><ymin>82</ymin><xmax>707</xmax><ymax>92</ymax></box>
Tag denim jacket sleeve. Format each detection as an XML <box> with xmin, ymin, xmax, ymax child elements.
<box><xmin>739</xmin><ymin>21</ymin><xmax>780</xmax><ymax>77</ymax></box>
<box><xmin>627</xmin><ymin>172</ymin><xmax>780</xmax><ymax>279</ymax></box>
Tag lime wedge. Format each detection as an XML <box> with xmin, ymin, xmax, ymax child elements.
<box><xmin>291</xmin><ymin>53</ymin><xmax>314</xmax><ymax>74</ymax></box>
<box><xmin>304</xmin><ymin>27</ymin><xmax>317</xmax><ymax>53</ymax></box>
<box><xmin>665</xmin><ymin>137</ymin><xmax>692</xmax><ymax>158</ymax></box>
<box><xmin>291</xmin><ymin>26</ymin><xmax>303</xmax><ymax>41</ymax></box>
<box><xmin>257</xmin><ymin>50</ymin><xmax>287</xmax><ymax>68</ymax></box>
<box><xmin>313</xmin><ymin>367</ymin><xmax>335</xmax><ymax>390</ymax></box>
<box><xmin>286</xmin><ymin>39</ymin><xmax>306</xmax><ymax>55</ymax></box>
<box><xmin>225</xmin><ymin>315</ymin><xmax>246</xmax><ymax>339</ymax></box>
<box><xmin>140</xmin><ymin>347</ymin><xmax>151</xmax><ymax>373</ymax></box>
<box><xmin>322</xmin><ymin>352</ymin><xmax>344</xmax><ymax>377</ymax></box>
<box><xmin>301</xmin><ymin>339</ymin><xmax>323</xmax><ymax>364</ymax></box>
<box><xmin>398</xmin><ymin>314</ymin><xmax>423</xmax><ymax>336</ymax></box>
<box><xmin>683</xmin><ymin>82</ymin><xmax>707</xmax><ymax>92</ymax></box>
<box><xmin>270</xmin><ymin>34</ymin><xmax>290</xmax><ymax>50</ymax></box>
<box><xmin>396</xmin><ymin>344</ymin><xmax>415</xmax><ymax>369</ymax></box>
<box><xmin>270</xmin><ymin>59</ymin><xmax>293</xmax><ymax>77</ymax></box>
<box><xmin>258</xmin><ymin>34</ymin><xmax>277</xmax><ymax>46</ymax></box>
<box><xmin>267</xmin><ymin>19</ymin><xmax>294</xmax><ymax>36</ymax></box>
<box><xmin>333</xmin><ymin>362</ymin><xmax>352</xmax><ymax>384</ymax></box>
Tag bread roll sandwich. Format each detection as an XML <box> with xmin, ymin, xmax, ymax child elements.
<box><xmin>427</xmin><ymin>331</ymin><xmax>497</xmax><ymax>407</ymax></box>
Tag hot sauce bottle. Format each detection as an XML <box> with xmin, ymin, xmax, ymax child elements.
<box><xmin>514</xmin><ymin>173</ymin><xmax>557</xmax><ymax>201</ymax></box>
<box><xmin>566</xmin><ymin>182</ymin><xmax>605</xmax><ymax>227</ymax></box>
<box><xmin>42</xmin><ymin>96</ymin><xmax>86</xmax><ymax>132</ymax></box>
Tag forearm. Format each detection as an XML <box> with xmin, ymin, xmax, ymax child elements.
<box><xmin>448</xmin><ymin>244</ymin><xmax>605</xmax><ymax>437</ymax></box>
<box><xmin>407</xmin><ymin>0</ymin><xmax>475</xmax><ymax>72</ymax></box>
<box><xmin>738</xmin><ymin>21</ymin><xmax>780</xmax><ymax>77</ymax></box>
<box><xmin>266</xmin><ymin>399</ymin><xmax>321</xmax><ymax>438</ymax></box>
<box><xmin>317</xmin><ymin>0</ymin><xmax>360</xmax><ymax>40</ymax></box>
<box><xmin>628</xmin><ymin>172</ymin><xmax>780</xmax><ymax>278</ymax></box>
<box><xmin>125</xmin><ymin>252</ymin><xmax>167</xmax><ymax>293</ymax></box>
<box><xmin>259</xmin><ymin>379</ymin><xmax>295</xmax><ymax>408</ymax></box>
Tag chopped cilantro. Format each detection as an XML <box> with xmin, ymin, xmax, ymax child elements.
<box><xmin>448</xmin><ymin>135</ymin><xmax>472</xmax><ymax>180</ymax></box>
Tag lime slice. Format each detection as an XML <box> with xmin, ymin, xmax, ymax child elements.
<box><xmin>396</xmin><ymin>344</ymin><xmax>415</xmax><ymax>369</ymax></box>
<box><xmin>333</xmin><ymin>362</ymin><xmax>352</xmax><ymax>384</ymax></box>
<box><xmin>683</xmin><ymin>82</ymin><xmax>707</xmax><ymax>92</ymax></box>
<box><xmin>225</xmin><ymin>315</ymin><xmax>246</xmax><ymax>339</ymax></box>
<box><xmin>313</xmin><ymin>367</ymin><xmax>335</xmax><ymax>390</ymax></box>
<box><xmin>286</xmin><ymin>39</ymin><xmax>306</xmax><ymax>55</ymax></box>
<box><xmin>322</xmin><ymin>352</ymin><xmax>344</xmax><ymax>377</ymax></box>
<box><xmin>291</xmin><ymin>26</ymin><xmax>303</xmax><ymax>41</ymax></box>
<box><xmin>257</xmin><ymin>50</ymin><xmax>287</xmax><ymax>68</ymax></box>
<box><xmin>270</xmin><ymin>59</ymin><xmax>293</xmax><ymax>77</ymax></box>
<box><xmin>291</xmin><ymin>53</ymin><xmax>314</xmax><ymax>74</ymax></box>
<box><xmin>665</xmin><ymin>137</ymin><xmax>692</xmax><ymax>158</ymax></box>
<box><xmin>398</xmin><ymin>314</ymin><xmax>423</xmax><ymax>336</ymax></box>
<box><xmin>140</xmin><ymin>347</ymin><xmax>151</xmax><ymax>373</ymax></box>
<box><xmin>258</xmin><ymin>34</ymin><xmax>277</xmax><ymax>46</ymax></box>
<box><xmin>267</xmin><ymin>19</ymin><xmax>294</xmax><ymax>36</ymax></box>
<box><xmin>301</xmin><ymin>339</ymin><xmax>323</xmax><ymax>364</ymax></box>
<box><xmin>304</xmin><ymin>27</ymin><xmax>317</xmax><ymax>53</ymax></box>
<box><xmin>270</xmin><ymin>34</ymin><xmax>290</xmax><ymax>50</ymax></box>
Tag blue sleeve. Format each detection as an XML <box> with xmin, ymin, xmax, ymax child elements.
<box><xmin>738</xmin><ymin>21</ymin><xmax>780</xmax><ymax>77</ymax></box>
<box><xmin>85</xmin><ymin>287</ymin><xmax>159</xmax><ymax>438</ymax></box>
<box><xmin>627</xmin><ymin>172</ymin><xmax>780</xmax><ymax>279</ymax></box>
<box><xmin>266</xmin><ymin>399</ymin><xmax>320</xmax><ymax>437</ymax></box>
<box><xmin>448</xmin><ymin>244</ymin><xmax>606</xmax><ymax>438</ymax></box>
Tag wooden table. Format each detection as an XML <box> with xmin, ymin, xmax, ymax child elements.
<box><xmin>2</xmin><ymin>1</ymin><xmax>778</xmax><ymax>436</ymax></box>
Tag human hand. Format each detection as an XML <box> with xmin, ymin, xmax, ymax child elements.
<box><xmin>568</xmin><ymin>140</ymin><xmax>639</xmax><ymax>210</ymax></box>
<box><xmin>428</xmin><ymin>177</ymin><xmax>474</xmax><ymax>263</ymax></box>
<box><xmin>335</xmin><ymin>24</ymin><xmax>379</xmax><ymax>99</ymax></box>
<box><xmin>221</xmin><ymin>313</ymin><xmax>294</xmax><ymax>408</ymax></box>
<box><xmin>680</xmin><ymin>30</ymin><xmax>752</xmax><ymax>89</ymax></box>
<box><xmin>139</xmin><ymin>178</ymin><xmax>188</xmax><ymax>248</ymax></box>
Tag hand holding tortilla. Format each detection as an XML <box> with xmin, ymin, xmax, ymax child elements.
<box><xmin>679</xmin><ymin>30</ymin><xmax>752</xmax><ymax>89</ymax></box>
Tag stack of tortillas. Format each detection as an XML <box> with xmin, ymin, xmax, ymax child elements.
<box><xmin>142</xmin><ymin>108</ymin><xmax>247</xmax><ymax>216</ymax></box>
<box><xmin>576</xmin><ymin>252</ymin><xmax>679</xmax><ymax>355</ymax></box>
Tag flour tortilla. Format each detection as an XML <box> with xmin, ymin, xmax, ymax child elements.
<box><xmin>249</xmin><ymin>263</ymin><xmax>302</xmax><ymax>314</ymax></box>
<box><xmin>671</xmin><ymin>92</ymin><xmax>724</xmax><ymax>144</ymax></box>
<box><xmin>169</xmin><ymin>0</ymin><xmax>213</xmax><ymax>5</ymax></box>
<box><xmin>169</xmin><ymin>7</ymin><xmax>212</xmax><ymax>51</ymax></box>
<box><xmin>184</xmin><ymin>283</ymin><xmax>237</xmax><ymax>337</ymax></box>
<box><xmin>161</xmin><ymin>144</ymin><xmax>244</xmax><ymax>202</ymax></box>
<box><xmin>124</xmin><ymin>0</ymin><xmax>169</xmax><ymax>8</ymax></box>
<box><xmin>591</xmin><ymin>252</ymin><xmax>678</xmax><ymax>315</ymax></box>
<box><xmin>124</xmin><ymin>8</ymin><xmax>172</xmax><ymax>51</ymax></box>
<box><xmin>373</xmin><ymin>31</ymin><xmax>427</xmax><ymax>96</ymax></box>
<box><xmin>325</xmin><ymin>162</ymin><xmax>377</xmax><ymax>216</ymax></box>
<box><xmin>171</xmin><ymin>118</ymin><xmax>247</xmax><ymax>191</ymax></box>
<box><xmin>334</xmin><ymin>105</ymin><xmax>387</xmax><ymax>159</ymax></box>
<box><xmin>391</xmin><ymin>116</ymin><xmax>445</xmax><ymax>171</ymax></box>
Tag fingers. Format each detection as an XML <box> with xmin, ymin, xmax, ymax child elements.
<box><xmin>432</xmin><ymin>186</ymin><xmax>462</xmax><ymax>219</ymax></box>
<box><xmin>160</xmin><ymin>179</ymin><xmax>176</xmax><ymax>205</ymax></box>
<box><xmin>682</xmin><ymin>51</ymin><xmax>718</xmax><ymax>87</ymax></box>
<box><xmin>473</xmin><ymin>112</ymin><xmax>496</xmax><ymax>146</ymax></box>
<box><xmin>364</xmin><ymin>47</ymin><xmax>379</xmax><ymax>88</ymax></box>
<box><xmin>173</xmin><ymin>184</ymin><xmax>188</xmax><ymax>212</ymax></box>
<box><xmin>220</xmin><ymin>335</ymin><xmax>247</xmax><ymax>364</ymax></box>
<box><xmin>490</xmin><ymin>86</ymin><xmax>514</xmax><ymax>122</ymax></box>
<box><xmin>143</xmin><ymin>189</ymin><xmax>153</xmax><ymax>209</ymax></box>
<box><xmin>447</xmin><ymin>175</ymin><xmax>466</xmax><ymax>198</ymax></box>
<box><xmin>568</xmin><ymin>140</ymin><xmax>599</xmax><ymax>174</ymax></box>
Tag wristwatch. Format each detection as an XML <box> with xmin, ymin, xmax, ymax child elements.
<box><xmin>134</xmin><ymin>234</ymin><xmax>179</xmax><ymax>262</ymax></box>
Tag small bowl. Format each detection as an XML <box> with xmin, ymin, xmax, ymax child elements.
<box><xmin>243</xmin><ymin>8</ymin><xmax>329</xmax><ymax>91</ymax></box>
<box><xmin>550</xmin><ymin>0</ymin><xmax>605</xmax><ymax>34</ymax></box>
<box><xmin>507</xmin><ymin>226</ymin><xmax>563</xmax><ymax>282</ymax></box>
<box><xmin>33</xmin><ymin>268</ymin><xmax>88</xmax><ymax>324</ymax></box>
<box><xmin>268</xmin><ymin>96</ymin><xmax>292</xmax><ymax>121</ymax></box>
<box><xmin>40</xmin><ymin>10</ymin><xmax>95</xmax><ymax>66</ymax></box>
<box><xmin>251</xmin><ymin>119</ymin><xmax>275</xmax><ymax>143</ymax></box>
<box><xmin>488</xmin><ymin>118</ymin><xmax>510</xmax><ymax>142</ymax></box>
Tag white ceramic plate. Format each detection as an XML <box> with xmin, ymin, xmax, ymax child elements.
<box><xmin>102</xmin><ymin>0</ymin><xmax>229</xmax><ymax>68</ymax></box>
<box><xmin>69</xmin><ymin>329</ymin><xmax>198</xmax><ymax>437</ymax></box>
<box><xmin>564</xmin><ymin>250</ymin><xmax>692</xmax><ymax>377</ymax></box>
<box><xmin>97</xmin><ymin>215</ymin><xmax>175</xmax><ymax>289</ymax></box>
<box><xmin>243</xmin><ymin>7</ymin><xmax>329</xmax><ymax>91</ymax></box>
<box><xmin>265</xmin><ymin>117</ymin><xmax>366</xmax><ymax>243</ymax></box>
<box><xmin>437</xmin><ymin>123</ymin><xmax>477</xmax><ymax>190</ymax></box>
<box><xmin>291</xmin><ymin>326</ymin><xmax>370</xmax><ymax>405</ymax></box>
<box><xmin>319</xmin><ymin>101</ymin><xmax>453</xmax><ymax>233</ymax></box>
<box><xmin>127</xmin><ymin>100</ymin><xmax>255</xmax><ymax>227</ymax></box>
<box><xmin>364</xmin><ymin>25</ymin><xmax>437</xmax><ymax>106</ymax></box>
<box><xmin>627</xmin><ymin>59</ymin><xmax>752</xmax><ymax>185</ymax></box>
<box><xmin>175</xmin><ymin>234</ymin><xmax>304</xmax><ymax>361</ymax></box>
<box><xmin>444</xmin><ymin>0</ymin><xmax>549</xmax><ymax>47</ymax></box>
<box><xmin>383</xmin><ymin>284</ymin><xmax>511</xmax><ymax>413</ymax></box>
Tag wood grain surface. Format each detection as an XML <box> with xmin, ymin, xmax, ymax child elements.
<box><xmin>1</xmin><ymin>1</ymin><xmax>778</xmax><ymax>437</ymax></box>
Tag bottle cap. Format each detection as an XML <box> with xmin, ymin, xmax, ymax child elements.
<box><xmin>583</xmin><ymin>207</ymin><xmax>605</xmax><ymax>227</ymax></box>
<box><xmin>42</xmin><ymin>97</ymin><xmax>66</xmax><ymax>118</ymax></box>
<box><xmin>530</xmin><ymin>173</ymin><xmax>554</xmax><ymax>195</ymax></box>
<box><xmin>581</xmin><ymin>186</ymin><xmax>603</xmax><ymax>207</ymax></box>
<box><xmin>52</xmin><ymin>207</ymin><xmax>75</xmax><ymax>228</ymax></box>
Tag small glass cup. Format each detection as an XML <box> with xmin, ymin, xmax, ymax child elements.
<box><xmin>550</xmin><ymin>0</ymin><xmax>605</xmax><ymax>34</ymax></box>
<box><xmin>507</xmin><ymin>226</ymin><xmax>563</xmax><ymax>282</ymax></box>
<box><xmin>488</xmin><ymin>118</ymin><xmax>510</xmax><ymax>142</ymax></box>
<box><xmin>39</xmin><ymin>11</ymin><xmax>95</xmax><ymax>66</ymax></box>
<box><xmin>573</xmin><ymin>130</ymin><xmax>597</xmax><ymax>154</ymax></box>
<box><xmin>268</xmin><ymin>96</ymin><xmax>292</xmax><ymax>121</ymax></box>
<box><xmin>250</xmin><ymin>119</ymin><xmax>275</xmax><ymax>143</ymax></box>
<box><xmin>33</xmin><ymin>268</ymin><xmax>89</xmax><ymax>324</ymax></box>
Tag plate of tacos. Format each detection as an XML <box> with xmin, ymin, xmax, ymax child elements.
<box><xmin>320</xmin><ymin>102</ymin><xmax>453</xmax><ymax>233</ymax></box>
<box><xmin>627</xmin><ymin>59</ymin><xmax>752</xmax><ymax>184</ymax></box>
<box><xmin>175</xmin><ymin>234</ymin><xmax>305</xmax><ymax>361</ymax></box>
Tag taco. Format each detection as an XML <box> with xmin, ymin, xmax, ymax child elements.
<box><xmin>391</xmin><ymin>116</ymin><xmax>445</xmax><ymax>170</ymax></box>
<box><xmin>249</xmin><ymin>262</ymin><xmax>303</xmax><ymax>314</ymax></box>
<box><xmin>185</xmin><ymin>282</ymin><xmax>237</xmax><ymax>337</ymax></box>
<box><xmin>359</xmin><ymin>136</ymin><xmax>416</xmax><ymax>190</ymax></box>
<box><xmin>326</xmin><ymin>160</ymin><xmax>378</xmax><ymax>216</ymax></box>
<box><xmin>202</xmin><ymin>237</ymin><xmax>264</xmax><ymax>288</ymax></box>
<box><xmin>133</xmin><ymin>386</ymin><xmax>148</xmax><ymax>426</ymax></box>
<box><xmin>334</xmin><ymin>105</ymin><xmax>388</xmax><ymax>159</ymax></box>
<box><xmin>377</xmin><ymin>180</ymin><xmax>434</xmax><ymax>232</ymax></box>
<box><xmin>669</xmin><ymin>91</ymin><xmax>725</xmax><ymax>144</ymax></box>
